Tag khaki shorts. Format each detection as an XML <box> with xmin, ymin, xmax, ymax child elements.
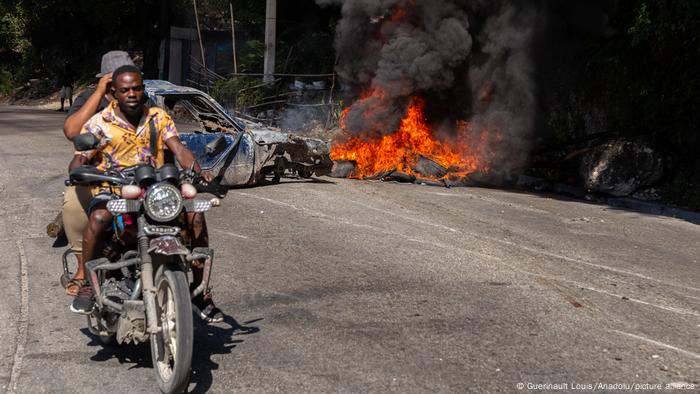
<box><xmin>60</xmin><ymin>86</ymin><xmax>72</xmax><ymax>99</ymax></box>
<box><xmin>62</xmin><ymin>185</ymin><xmax>92</xmax><ymax>253</ymax></box>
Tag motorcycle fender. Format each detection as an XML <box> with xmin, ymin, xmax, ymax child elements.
<box><xmin>147</xmin><ymin>236</ymin><xmax>189</xmax><ymax>256</ymax></box>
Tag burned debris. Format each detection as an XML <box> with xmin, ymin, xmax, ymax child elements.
<box><xmin>411</xmin><ymin>156</ymin><xmax>448</xmax><ymax>179</ymax></box>
<box><xmin>328</xmin><ymin>156</ymin><xmax>491</xmax><ymax>189</ymax></box>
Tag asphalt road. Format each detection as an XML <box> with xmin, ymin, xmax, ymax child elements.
<box><xmin>0</xmin><ymin>106</ymin><xmax>698</xmax><ymax>393</ymax></box>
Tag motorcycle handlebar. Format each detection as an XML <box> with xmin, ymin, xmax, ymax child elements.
<box><xmin>67</xmin><ymin>165</ymin><xmax>224</xmax><ymax>198</ymax></box>
<box><xmin>67</xmin><ymin>167</ymin><xmax>133</xmax><ymax>186</ymax></box>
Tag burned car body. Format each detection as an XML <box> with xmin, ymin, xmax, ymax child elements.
<box><xmin>144</xmin><ymin>80</ymin><xmax>332</xmax><ymax>187</ymax></box>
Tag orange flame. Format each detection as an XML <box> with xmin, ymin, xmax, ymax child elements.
<box><xmin>332</xmin><ymin>96</ymin><xmax>492</xmax><ymax>179</ymax></box>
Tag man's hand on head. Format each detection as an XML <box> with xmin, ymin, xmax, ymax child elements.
<box><xmin>63</xmin><ymin>72</ymin><xmax>114</xmax><ymax>140</ymax></box>
<box><xmin>96</xmin><ymin>72</ymin><xmax>113</xmax><ymax>95</ymax></box>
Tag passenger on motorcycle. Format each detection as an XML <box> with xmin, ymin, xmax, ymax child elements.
<box><xmin>62</xmin><ymin>51</ymin><xmax>135</xmax><ymax>299</ymax></box>
<box><xmin>68</xmin><ymin>64</ymin><xmax>224</xmax><ymax>322</ymax></box>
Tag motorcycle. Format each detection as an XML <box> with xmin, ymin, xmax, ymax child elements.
<box><xmin>62</xmin><ymin>133</ymin><xmax>220</xmax><ymax>393</ymax></box>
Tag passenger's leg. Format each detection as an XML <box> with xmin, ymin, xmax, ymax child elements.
<box><xmin>82</xmin><ymin>205</ymin><xmax>112</xmax><ymax>264</ymax></box>
<box><xmin>62</xmin><ymin>186</ymin><xmax>90</xmax><ymax>295</ymax></box>
<box><xmin>71</xmin><ymin>204</ymin><xmax>112</xmax><ymax>314</ymax></box>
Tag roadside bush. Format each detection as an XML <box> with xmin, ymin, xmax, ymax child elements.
<box><xmin>0</xmin><ymin>70</ymin><xmax>13</xmax><ymax>95</ymax></box>
<box><xmin>211</xmin><ymin>75</ymin><xmax>264</xmax><ymax>110</ymax></box>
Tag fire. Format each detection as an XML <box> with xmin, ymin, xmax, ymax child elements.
<box><xmin>332</xmin><ymin>96</ymin><xmax>490</xmax><ymax>179</ymax></box>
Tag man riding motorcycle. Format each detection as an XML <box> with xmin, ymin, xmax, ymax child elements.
<box><xmin>68</xmin><ymin>64</ymin><xmax>223</xmax><ymax>322</ymax></box>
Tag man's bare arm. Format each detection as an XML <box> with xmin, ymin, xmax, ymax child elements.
<box><xmin>63</xmin><ymin>73</ymin><xmax>112</xmax><ymax>140</ymax></box>
<box><xmin>165</xmin><ymin>137</ymin><xmax>213</xmax><ymax>182</ymax></box>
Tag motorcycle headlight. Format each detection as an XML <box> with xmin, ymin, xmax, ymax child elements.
<box><xmin>144</xmin><ymin>183</ymin><xmax>183</xmax><ymax>222</ymax></box>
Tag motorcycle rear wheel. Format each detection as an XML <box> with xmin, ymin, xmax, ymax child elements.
<box><xmin>150</xmin><ymin>267</ymin><xmax>193</xmax><ymax>394</ymax></box>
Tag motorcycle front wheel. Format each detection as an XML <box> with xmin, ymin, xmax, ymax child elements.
<box><xmin>150</xmin><ymin>267</ymin><xmax>193</xmax><ymax>394</ymax></box>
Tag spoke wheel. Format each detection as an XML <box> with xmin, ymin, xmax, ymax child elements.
<box><xmin>150</xmin><ymin>267</ymin><xmax>193</xmax><ymax>394</ymax></box>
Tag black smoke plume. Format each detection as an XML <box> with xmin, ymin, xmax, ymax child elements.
<box><xmin>317</xmin><ymin>0</ymin><xmax>541</xmax><ymax>173</ymax></box>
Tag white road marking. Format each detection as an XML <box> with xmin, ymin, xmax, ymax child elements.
<box><xmin>213</xmin><ymin>229</ymin><xmax>249</xmax><ymax>240</ymax></box>
<box><xmin>611</xmin><ymin>330</ymin><xmax>700</xmax><ymax>360</ymax></box>
<box><xmin>234</xmin><ymin>192</ymin><xmax>483</xmax><ymax>257</ymax></box>
<box><xmin>323</xmin><ymin>189</ymin><xmax>696</xmax><ymax>293</ymax></box>
<box><xmin>233</xmin><ymin>191</ymin><xmax>700</xmax><ymax>318</ymax></box>
<box><xmin>481</xmin><ymin>235</ymin><xmax>700</xmax><ymax>294</ymax></box>
<box><xmin>235</xmin><ymin>192</ymin><xmax>302</xmax><ymax>211</ymax></box>
<box><xmin>350</xmin><ymin>193</ymin><xmax>700</xmax><ymax>294</ymax></box>
<box><xmin>8</xmin><ymin>240</ymin><xmax>29</xmax><ymax>394</ymax></box>
<box><xmin>685</xmin><ymin>294</ymin><xmax>700</xmax><ymax>301</ymax></box>
<box><xmin>487</xmin><ymin>253</ymin><xmax>700</xmax><ymax>317</ymax></box>
<box><xmin>345</xmin><ymin>199</ymin><xmax>459</xmax><ymax>233</ymax></box>
<box><xmin>422</xmin><ymin>190</ymin><xmax>553</xmax><ymax>215</ymax></box>
<box><xmin>564</xmin><ymin>280</ymin><xmax>698</xmax><ymax>316</ymax></box>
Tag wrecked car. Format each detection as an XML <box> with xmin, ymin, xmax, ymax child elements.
<box><xmin>143</xmin><ymin>80</ymin><xmax>332</xmax><ymax>190</ymax></box>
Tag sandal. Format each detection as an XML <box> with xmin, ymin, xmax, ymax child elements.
<box><xmin>65</xmin><ymin>278</ymin><xmax>87</xmax><ymax>297</ymax></box>
<box><xmin>192</xmin><ymin>292</ymin><xmax>224</xmax><ymax>323</ymax></box>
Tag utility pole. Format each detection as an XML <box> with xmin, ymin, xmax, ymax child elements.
<box><xmin>229</xmin><ymin>1</ymin><xmax>238</xmax><ymax>74</ymax></box>
<box><xmin>263</xmin><ymin>0</ymin><xmax>276</xmax><ymax>83</ymax></box>
<box><xmin>192</xmin><ymin>0</ymin><xmax>207</xmax><ymax>89</ymax></box>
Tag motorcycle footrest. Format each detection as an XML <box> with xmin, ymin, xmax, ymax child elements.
<box><xmin>187</xmin><ymin>247</ymin><xmax>213</xmax><ymax>262</ymax></box>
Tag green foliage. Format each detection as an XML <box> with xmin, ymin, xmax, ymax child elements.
<box><xmin>211</xmin><ymin>39</ymin><xmax>266</xmax><ymax>109</ymax></box>
<box><xmin>0</xmin><ymin>69</ymin><xmax>14</xmax><ymax>95</ymax></box>
<box><xmin>628</xmin><ymin>3</ymin><xmax>652</xmax><ymax>46</ymax></box>
<box><xmin>240</xmin><ymin>39</ymin><xmax>265</xmax><ymax>73</ymax></box>
<box><xmin>0</xmin><ymin>0</ymin><xmax>337</xmax><ymax>92</ymax></box>
<box><xmin>585</xmin><ymin>0</ymin><xmax>700</xmax><ymax>159</ymax></box>
<box><xmin>0</xmin><ymin>2</ymin><xmax>30</xmax><ymax>54</ymax></box>
<box><xmin>543</xmin><ymin>1</ymin><xmax>700</xmax><ymax>207</ymax></box>
<box><xmin>0</xmin><ymin>1</ymin><xmax>32</xmax><ymax>92</ymax></box>
<box><xmin>211</xmin><ymin>75</ymin><xmax>263</xmax><ymax>109</ymax></box>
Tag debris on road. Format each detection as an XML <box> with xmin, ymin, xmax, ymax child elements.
<box><xmin>411</xmin><ymin>156</ymin><xmax>448</xmax><ymax>179</ymax></box>
<box><xmin>330</xmin><ymin>160</ymin><xmax>356</xmax><ymax>178</ymax></box>
<box><xmin>46</xmin><ymin>212</ymin><xmax>63</xmax><ymax>238</ymax></box>
<box><xmin>580</xmin><ymin>139</ymin><xmax>663</xmax><ymax>197</ymax></box>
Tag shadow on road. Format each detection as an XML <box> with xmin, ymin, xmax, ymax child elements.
<box><xmin>79</xmin><ymin>313</ymin><xmax>261</xmax><ymax>393</ymax></box>
<box><xmin>80</xmin><ymin>328</ymin><xmax>151</xmax><ymax>369</ymax></box>
<box><xmin>522</xmin><ymin>188</ymin><xmax>700</xmax><ymax>226</ymax></box>
<box><xmin>462</xmin><ymin>181</ymin><xmax>700</xmax><ymax>226</ymax></box>
<box><xmin>188</xmin><ymin>315</ymin><xmax>261</xmax><ymax>394</ymax></box>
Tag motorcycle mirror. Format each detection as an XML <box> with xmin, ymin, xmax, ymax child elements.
<box><xmin>73</xmin><ymin>133</ymin><xmax>100</xmax><ymax>151</ymax></box>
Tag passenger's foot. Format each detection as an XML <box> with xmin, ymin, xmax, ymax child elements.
<box><xmin>65</xmin><ymin>278</ymin><xmax>86</xmax><ymax>296</ymax></box>
<box><xmin>192</xmin><ymin>292</ymin><xmax>224</xmax><ymax>323</ymax></box>
<box><xmin>70</xmin><ymin>285</ymin><xmax>94</xmax><ymax>314</ymax></box>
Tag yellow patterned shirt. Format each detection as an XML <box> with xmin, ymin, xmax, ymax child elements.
<box><xmin>76</xmin><ymin>100</ymin><xmax>179</xmax><ymax>171</ymax></box>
